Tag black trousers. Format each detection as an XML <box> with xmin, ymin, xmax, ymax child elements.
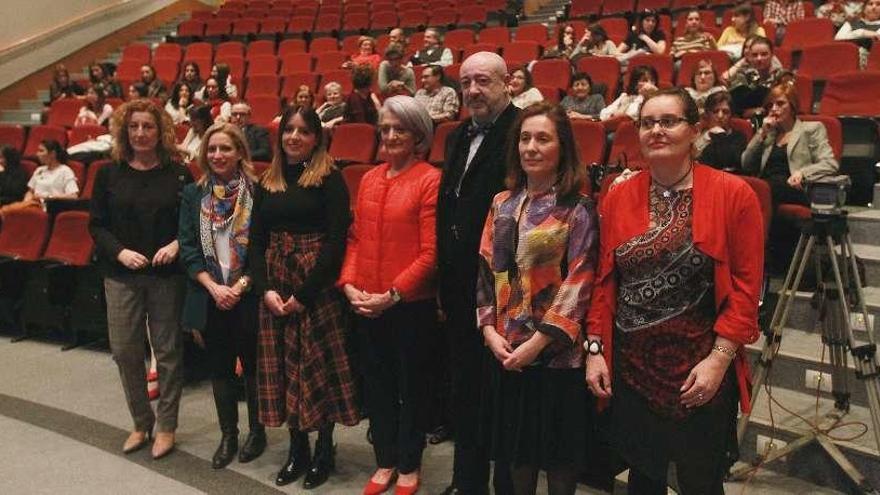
<box><xmin>357</xmin><ymin>300</ymin><xmax>434</xmax><ymax>474</ymax></box>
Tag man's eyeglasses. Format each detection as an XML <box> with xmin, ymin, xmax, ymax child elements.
<box><xmin>638</xmin><ymin>116</ymin><xmax>690</xmax><ymax>130</ymax></box>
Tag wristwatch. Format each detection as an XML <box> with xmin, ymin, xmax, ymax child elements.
<box><xmin>389</xmin><ymin>287</ymin><xmax>402</xmax><ymax>304</ymax></box>
<box><xmin>583</xmin><ymin>338</ymin><xmax>604</xmax><ymax>356</ymax></box>
<box><xmin>237</xmin><ymin>277</ymin><xmax>250</xmax><ymax>293</ymax></box>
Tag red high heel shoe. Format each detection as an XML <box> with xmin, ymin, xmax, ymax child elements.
<box><xmin>394</xmin><ymin>474</ymin><xmax>419</xmax><ymax>495</ymax></box>
<box><xmin>363</xmin><ymin>470</ymin><xmax>397</xmax><ymax>495</ymax></box>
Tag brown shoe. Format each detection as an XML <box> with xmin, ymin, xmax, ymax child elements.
<box><xmin>151</xmin><ymin>432</ymin><xmax>175</xmax><ymax>460</ymax></box>
<box><xmin>122</xmin><ymin>430</ymin><xmax>152</xmax><ymax>454</ymax></box>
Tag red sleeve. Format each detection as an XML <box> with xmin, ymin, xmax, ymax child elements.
<box><xmin>391</xmin><ymin>171</ymin><xmax>440</xmax><ymax>300</ymax></box>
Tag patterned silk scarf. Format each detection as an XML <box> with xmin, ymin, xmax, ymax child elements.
<box><xmin>199</xmin><ymin>172</ymin><xmax>253</xmax><ymax>284</ymax></box>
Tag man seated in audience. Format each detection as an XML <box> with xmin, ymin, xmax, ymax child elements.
<box><xmin>378</xmin><ymin>44</ymin><xmax>416</xmax><ymax>97</ymax></box>
<box><xmin>410</xmin><ymin>27</ymin><xmax>454</xmax><ymax>67</ymax></box>
<box><xmin>230</xmin><ymin>102</ymin><xmax>272</xmax><ymax>162</ymax></box>
<box><xmin>414</xmin><ymin>65</ymin><xmax>460</xmax><ymax>124</ymax></box>
<box><xmin>389</xmin><ymin>28</ymin><xmax>408</xmax><ymax>52</ymax></box>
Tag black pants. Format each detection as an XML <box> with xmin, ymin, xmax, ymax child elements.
<box><xmin>357</xmin><ymin>300</ymin><xmax>434</xmax><ymax>474</ymax></box>
<box><xmin>765</xmin><ymin>176</ymin><xmax>810</xmax><ymax>272</ymax></box>
<box><xmin>628</xmin><ymin>465</ymin><xmax>724</xmax><ymax>495</ymax></box>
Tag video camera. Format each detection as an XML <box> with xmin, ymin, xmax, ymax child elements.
<box><xmin>806</xmin><ymin>175</ymin><xmax>851</xmax><ymax>217</ymax></box>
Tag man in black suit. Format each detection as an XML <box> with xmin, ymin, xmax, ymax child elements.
<box><xmin>230</xmin><ymin>102</ymin><xmax>272</xmax><ymax>162</ymax></box>
<box><xmin>437</xmin><ymin>51</ymin><xmax>517</xmax><ymax>495</ymax></box>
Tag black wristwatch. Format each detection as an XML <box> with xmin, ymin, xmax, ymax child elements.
<box><xmin>584</xmin><ymin>338</ymin><xmax>604</xmax><ymax>356</ymax></box>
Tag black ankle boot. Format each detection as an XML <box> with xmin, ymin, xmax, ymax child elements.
<box><xmin>239</xmin><ymin>428</ymin><xmax>267</xmax><ymax>463</ymax></box>
<box><xmin>275</xmin><ymin>429</ymin><xmax>310</xmax><ymax>486</ymax></box>
<box><xmin>212</xmin><ymin>433</ymin><xmax>238</xmax><ymax>469</ymax></box>
<box><xmin>303</xmin><ymin>426</ymin><xmax>335</xmax><ymax>489</ymax></box>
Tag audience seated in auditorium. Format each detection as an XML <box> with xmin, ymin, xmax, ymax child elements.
<box><xmin>343</xmin><ymin>36</ymin><xmax>382</xmax><ymax>71</ymax></box>
<box><xmin>571</xmin><ymin>24</ymin><xmax>619</xmax><ymax>59</ymax></box>
<box><xmin>671</xmin><ymin>9</ymin><xmax>718</xmax><ymax>60</ymax></box>
<box><xmin>546</xmin><ymin>23</ymin><xmax>582</xmax><ymax>59</ymax></box>
<box><xmin>727</xmin><ymin>36</ymin><xmax>784</xmax><ymax>118</ymax></box>
<box><xmin>196</xmin><ymin>63</ymin><xmax>238</xmax><ymax>101</ymax></box>
<box><xmin>600</xmin><ymin>65</ymin><xmax>658</xmax><ymax>121</ymax></box>
<box><xmin>618</xmin><ymin>9</ymin><xmax>668</xmax><ymax>64</ymax></box>
<box><xmin>764</xmin><ymin>0</ymin><xmax>806</xmax><ymax>43</ymax></box>
<box><xmin>686</xmin><ymin>59</ymin><xmax>725</xmax><ymax>113</ymax></box>
<box><xmin>165</xmin><ymin>82</ymin><xmax>194</xmax><ymax>125</ymax></box>
<box><xmin>0</xmin><ymin>140</ymin><xmax>78</xmax><ymax>218</ymax></box>
<box><xmin>89</xmin><ymin>62</ymin><xmax>123</xmax><ymax>99</ymax></box>
<box><xmin>509</xmin><ymin>66</ymin><xmax>544</xmax><ymax>109</ymax></box>
<box><xmin>0</xmin><ymin>146</ymin><xmax>28</xmax><ymax>207</ymax></box>
<box><xmin>179</xmin><ymin>105</ymin><xmax>214</xmax><ymax>162</ymax></box>
<box><xmin>140</xmin><ymin>64</ymin><xmax>168</xmax><ymax>100</ymax></box>
<box><xmin>48</xmin><ymin>64</ymin><xmax>85</xmax><ymax>104</ymax></box>
<box><xmin>834</xmin><ymin>0</ymin><xmax>880</xmax><ymax>67</ymax></box>
<box><xmin>344</xmin><ymin>65</ymin><xmax>381</xmax><ymax>125</ymax></box>
<box><xmin>316</xmin><ymin>82</ymin><xmax>347</xmax><ymax>129</ymax></box>
<box><xmin>201</xmin><ymin>77</ymin><xmax>232</xmax><ymax>123</ymax></box>
<box><xmin>410</xmin><ymin>27</ymin><xmax>454</xmax><ymax>67</ymax></box>
<box><xmin>388</xmin><ymin>27</ymin><xmax>408</xmax><ymax>52</ymax></box>
<box><xmin>414</xmin><ymin>65</ymin><xmax>460</xmax><ymax>124</ymax></box>
<box><xmin>76</xmin><ymin>86</ymin><xmax>114</xmax><ymax>127</ymax></box>
<box><xmin>230</xmin><ymin>102</ymin><xmax>272</xmax><ymax>162</ymax></box>
<box><xmin>817</xmin><ymin>0</ymin><xmax>864</xmax><ymax>28</ymax></box>
<box><xmin>717</xmin><ymin>3</ymin><xmax>767</xmax><ymax>59</ymax></box>
<box><xmin>696</xmin><ymin>91</ymin><xmax>747</xmax><ymax>172</ymax></box>
<box><xmin>180</xmin><ymin>61</ymin><xmax>204</xmax><ymax>94</ymax></box>
<box><xmin>561</xmin><ymin>72</ymin><xmax>605</xmax><ymax>119</ymax></box>
<box><xmin>378</xmin><ymin>44</ymin><xmax>416</xmax><ymax>97</ymax></box>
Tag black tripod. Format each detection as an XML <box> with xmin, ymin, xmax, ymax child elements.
<box><xmin>731</xmin><ymin>212</ymin><xmax>880</xmax><ymax>493</ymax></box>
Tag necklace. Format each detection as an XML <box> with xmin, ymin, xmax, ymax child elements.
<box><xmin>652</xmin><ymin>162</ymin><xmax>694</xmax><ymax>198</ymax></box>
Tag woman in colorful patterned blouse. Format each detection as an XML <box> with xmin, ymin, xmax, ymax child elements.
<box><xmin>586</xmin><ymin>87</ymin><xmax>763</xmax><ymax>494</ymax></box>
<box><xmin>476</xmin><ymin>102</ymin><xmax>599</xmax><ymax>495</ymax></box>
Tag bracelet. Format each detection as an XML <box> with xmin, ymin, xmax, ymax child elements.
<box><xmin>712</xmin><ymin>344</ymin><xmax>736</xmax><ymax>359</ymax></box>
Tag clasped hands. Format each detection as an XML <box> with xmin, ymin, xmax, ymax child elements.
<box><xmin>117</xmin><ymin>240</ymin><xmax>179</xmax><ymax>270</ymax></box>
<box><xmin>343</xmin><ymin>284</ymin><xmax>396</xmax><ymax>318</ymax></box>
<box><xmin>482</xmin><ymin>325</ymin><xmax>551</xmax><ymax>372</ymax></box>
<box><xmin>264</xmin><ymin>290</ymin><xmax>305</xmax><ymax>317</ymax></box>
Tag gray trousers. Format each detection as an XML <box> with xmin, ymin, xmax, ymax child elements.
<box><xmin>105</xmin><ymin>274</ymin><xmax>184</xmax><ymax>433</ymax></box>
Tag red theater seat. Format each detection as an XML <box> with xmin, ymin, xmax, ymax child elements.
<box><xmin>0</xmin><ymin>208</ymin><xmax>50</xmax><ymax>261</ymax></box>
<box><xmin>329</xmin><ymin>124</ymin><xmax>377</xmax><ymax>163</ymax></box>
<box><xmin>341</xmin><ymin>164</ymin><xmax>375</xmax><ymax>207</ymax></box>
<box><xmin>42</xmin><ymin>211</ymin><xmax>94</xmax><ymax>266</ymax></box>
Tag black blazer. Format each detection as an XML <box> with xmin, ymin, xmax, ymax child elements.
<box><xmin>243</xmin><ymin>124</ymin><xmax>272</xmax><ymax>163</ymax></box>
<box><xmin>436</xmin><ymin>102</ymin><xmax>519</xmax><ymax>311</ymax></box>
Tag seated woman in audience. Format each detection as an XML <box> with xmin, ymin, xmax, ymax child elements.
<box><xmin>835</xmin><ymin>0</ymin><xmax>880</xmax><ymax>67</ymax></box>
<box><xmin>742</xmin><ymin>82</ymin><xmax>839</xmax><ymax>207</ymax></box>
<box><xmin>587</xmin><ymin>87</ymin><xmax>763</xmax><ymax>495</ymax></box>
<box><xmin>764</xmin><ymin>0</ymin><xmax>805</xmax><ymax>43</ymax></box>
<box><xmin>0</xmin><ymin>140</ymin><xmax>79</xmax><ymax>217</ymax></box>
<box><xmin>208</xmin><ymin>63</ymin><xmax>238</xmax><ymax>100</ymax></box>
<box><xmin>671</xmin><ymin>9</ymin><xmax>718</xmax><ymax>60</ymax></box>
<box><xmin>0</xmin><ymin>146</ymin><xmax>29</xmax><ymax>207</ymax></box>
<box><xmin>179</xmin><ymin>105</ymin><xmax>214</xmax><ymax>162</ymax></box>
<box><xmin>178</xmin><ymin>123</ymin><xmax>266</xmax><ymax>470</ymax></box>
<box><xmin>547</xmin><ymin>23</ymin><xmax>580</xmax><ymax>59</ymax></box>
<box><xmin>617</xmin><ymin>9</ymin><xmax>668</xmax><ymax>62</ymax></box>
<box><xmin>165</xmin><ymin>82</ymin><xmax>194</xmax><ymax>125</ymax></box>
<box><xmin>600</xmin><ymin>65</ymin><xmax>658</xmax><ymax>121</ymax></box>
<box><xmin>343</xmin><ymin>36</ymin><xmax>382</xmax><ymax>70</ymax></box>
<box><xmin>478</xmin><ymin>102</ymin><xmax>598</xmax><ymax>495</ymax></box>
<box><xmin>560</xmin><ymin>72</ymin><xmax>605</xmax><ymax>119</ymax></box>
<box><xmin>48</xmin><ymin>64</ymin><xmax>85</xmax><ymax>103</ymax></box>
<box><xmin>344</xmin><ymin>66</ymin><xmax>381</xmax><ymax>125</ymax></box>
<box><xmin>685</xmin><ymin>59</ymin><xmax>725</xmax><ymax>113</ymax></box>
<box><xmin>294</xmin><ymin>85</ymin><xmax>315</xmax><ymax>110</ymax></box>
<box><xmin>76</xmin><ymin>86</ymin><xmax>114</xmax><ymax>127</ymax></box>
<box><xmin>509</xmin><ymin>66</ymin><xmax>544</xmax><ymax>109</ymax></box>
<box><xmin>88</xmin><ymin>99</ymin><xmax>193</xmax><ymax>460</ymax></box>
<box><xmin>817</xmin><ymin>0</ymin><xmax>864</xmax><ymax>28</ymax></box>
<box><xmin>89</xmin><ymin>62</ymin><xmax>123</xmax><ymax>99</ymax></box>
<box><xmin>140</xmin><ymin>64</ymin><xmax>168</xmax><ymax>100</ymax></box>
<box><xmin>250</xmin><ymin>106</ymin><xmax>359</xmax><ymax>490</ymax></box>
<box><xmin>316</xmin><ymin>82</ymin><xmax>347</xmax><ymax>129</ymax></box>
<box><xmin>180</xmin><ymin>62</ymin><xmax>204</xmax><ymax>94</ymax></box>
<box><xmin>717</xmin><ymin>3</ymin><xmax>766</xmax><ymax>59</ymax></box>
<box><xmin>127</xmin><ymin>82</ymin><xmax>149</xmax><ymax>101</ymax></box>
<box><xmin>570</xmin><ymin>24</ymin><xmax>620</xmax><ymax>59</ymax></box>
<box><xmin>201</xmin><ymin>77</ymin><xmax>232</xmax><ymax>123</ymax></box>
<box><xmin>696</xmin><ymin>91</ymin><xmax>748</xmax><ymax>172</ymax></box>
<box><xmin>340</xmin><ymin>95</ymin><xmax>439</xmax><ymax>495</ymax></box>
<box><xmin>378</xmin><ymin>44</ymin><xmax>416</xmax><ymax>97</ymax></box>
<box><xmin>727</xmin><ymin>36</ymin><xmax>784</xmax><ymax>118</ymax></box>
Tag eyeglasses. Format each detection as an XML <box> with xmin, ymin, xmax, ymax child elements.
<box><xmin>638</xmin><ymin>116</ymin><xmax>690</xmax><ymax>130</ymax></box>
<box><xmin>378</xmin><ymin>125</ymin><xmax>412</xmax><ymax>136</ymax></box>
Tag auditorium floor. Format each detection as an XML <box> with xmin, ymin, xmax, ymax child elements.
<box><xmin>0</xmin><ymin>338</ymin><xmax>842</xmax><ymax>495</ymax></box>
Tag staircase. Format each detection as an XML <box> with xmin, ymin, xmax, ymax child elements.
<box><xmin>521</xmin><ymin>0</ymin><xmax>569</xmax><ymax>26</ymax></box>
<box><xmin>738</xmin><ymin>184</ymin><xmax>880</xmax><ymax>494</ymax></box>
<box><xmin>0</xmin><ymin>14</ymin><xmax>189</xmax><ymax>127</ymax></box>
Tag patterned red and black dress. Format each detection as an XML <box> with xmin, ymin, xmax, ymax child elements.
<box><xmin>610</xmin><ymin>186</ymin><xmax>739</xmax><ymax>482</ymax></box>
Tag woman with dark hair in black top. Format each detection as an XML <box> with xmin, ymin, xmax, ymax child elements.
<box><xmin>0</xmin><ymin>146</ymin><xmax>28</xmax><ymax>206</ymax></box>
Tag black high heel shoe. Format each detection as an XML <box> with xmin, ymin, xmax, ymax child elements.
<box><xmin>275</xmin><ymin>429</ymin><xmax>310</xmax><ymax>486</ymax></box>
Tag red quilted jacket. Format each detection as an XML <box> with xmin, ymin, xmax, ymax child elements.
<box><xmin>338</xmin><ymin>161</ymin><xmax>441</xmax><ymax>301</ymax></box>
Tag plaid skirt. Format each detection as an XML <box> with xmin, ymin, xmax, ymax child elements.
<box><xmin>257</xmin><ymin>231</ymin><xmax>361</xmax><ymax>430</ymax></box>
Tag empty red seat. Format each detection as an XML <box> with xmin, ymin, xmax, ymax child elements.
<box><xmin>445</xmin><ymin>29</ymin><xmax>476</xmax><ymax>51</ymax></box>
<box><xmin>341</xmin><ymin>164</ymin><xmax>375</xmax><ymax>207</ymax></box>
<box><xmin>531</xmin><ymin>59</ymin><xmax>572</xmax><ymax>90</ymax></box>
<box><xmin>246</xmin><ymin>74</ymin><xmax>281</xmax><ymax>97</ymax></box>
<box><xmin>204</xmin><ymin>20</ymin><xmax>232</xmax><ymax>37</ymax></box>
<box><xmin>153</xmin><ymin>42</ymin><xmax>182</xmax><ymax>62</ymax></box>
<box><xmin>399</xmin><ymin>10</ymin><xmax>428</xmax><ymax>29</ymax></box>
<box><xmin>343</xmin><ymin>13</ymin><xmax>370</xmax><ymax>33</ymax></box>
<box><xmin>479</xmin><ymin>26</ymin><xmax>510</xmax><ymax>44</ymax></box>
<box><xmin>501</xmin><ymin>41</ymin><xmax>540</xmax><ymax>66</ymax></box>
<box><xmin>515</xmin><ymin>24</ymin><xmax>548</xmax><ymax>43</ymax></box>
<box><xmin>80</xmin><ymin>159</ymin><xmax>112</xmax><ymax>200</ymax></box>
<box><xmin>42</xmin><ymin>211</ymin><xmax>94</xmax><ymax>266</ymax></box>
<box><xmin>246</xmin><ymin>55</ymin><xmax>280</xmax><ymax>76</ymax></box>
<box><xmin>185</xmin><ymin>42</ymin><xmax>214</xmax><ymax>62</ymax></box>
<box><xmin>598</xmin><ymin>18</ymin><xmax>630</xmax><ymax>44</ymax></box>
<box><xmin>314</xmin><ymin>14</ymin><xmax>341</xmax><ymax>33</ymax></box>
<box><xmin>286</xmin><ymin>16</ymin><xmax>315</xmax><ymax>33</ymax></box>
<box><xmin>608</xmin><ymin>120</ymin><xmax>644</xmax><ymax>168</ymax></box>
<box><xmin>216</xmin><ymin>41</ymin><xmax>245</xmax><ymax>59</ymax></box>
<box><xmin>280</xmin><ymin>53</ymin><xmax>314</xmax><ymax>74</ymax></box>
<box><xmin>0</xmin><ymin>208</ymin><xmax>50</xmax><ymax>261</ymax></box>
<box><xmin>0</xmin><ymin>124</ymin><xmax>26</xmax><ymax>152</ymax></box>
<box><xmin>154</xmin><ymin>59</ymin><xmax>180</xmax><ymax>84</ymax></box>
<box><xmin>370</xmin><ymin>12</ymin><xmax>398</xmax><ymax>31</ymax></box>
<box><xmin>602</xmin><ymin>0</ymin><xmax>635</xmax><ymax>16</ymax></box>
<box><xmin>570</xmin><ymin>0</ymin><xmax>602</xmax><ymax>17</ymax></box>
<box><xmin>458</xmin><ymin>6</ymin><xmax>487</xmax><ymax>25</ymax></box>
<box><xmin>781</xmin><ymin>18</ymin><xmax>834</xmax><ymax>50</ymax></box>
<box><xmin>329</xmin><ymin>124</ymin><xmax>377</xmax><ymax>163</ymax></box>
<box><xmin>67</xmin><ymin>125</ymin><xmax>107</xmax><ymax>147</ymax></box>
<box><xmin>536</xmin><ymin>86</ymin><xmax>561</xmax><ymax>103</ymax></box>
<box><xmin>247</xmin><ymin>40</ymin><xmax>276</xmax><ymax>59</ymax></box>
<box><xmin>571</xmin><ymin>120</ymin><xmax>607</xmax><ymax>167</ymax></box>
<box><xmin>819</xmin><ymin>71</ymin><xmax>880</xmax><ymax>117</ymax></box>
<box><xmin>279</xmin><ymin>39</ymin><xmax>307</xmax><ymax>57</ymax></box>
<box><xmin>232</xmin><ymin>18</ymin><xmax>260</xmax><ymax>37</ymax></box>
<box><xmin>428</xmin><ymin>121</ymin><xmax>459</xmax><ymax>165</ymax></box>
<box><xmin>429</xmin><ymin>9</ymin><xmax>458</xmax><ymax>26</ymax></box>
<box><xmin>259</xmin><ymin>18</ymin><xmax>287</xmax><ymax>35</ymax></box>
<box><xmin>310</xmin><ymin>37</ymin><xmax>340</xmax><ymax>54</ymax></box>
<box><xmin>177</xmin><ymin>20</ymin><xmax>205</xmax><ymax>38</ymax></box>
<box><xmin>797</xmin><ymin>43</ymin><xmax>859</xmax><ymax>80</ymax></box>
<box><xmin>314</xmin><ymin>51</ymin><xmax>348</xmax><ymax>73</ymax></box>
<box><xmin>121</xmin><ymin>44</ymin><xmax>151</xmax><ymax>65</ymax></box>
<box><xmin>248</xmin><ymin>95</ymin><xmax>280</xmax><ymax>126</ymax></box>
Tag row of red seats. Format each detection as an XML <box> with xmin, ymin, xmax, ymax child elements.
<box><xmin>0</xmin><ymin>209</ymin><xmax>92</xmax><ymax>268</ymax></box>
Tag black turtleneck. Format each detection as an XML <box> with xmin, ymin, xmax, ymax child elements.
<box><xmin>249</xmin><ymin>162</ymin><xmax>350</xmax><ymax>306</ymax></box>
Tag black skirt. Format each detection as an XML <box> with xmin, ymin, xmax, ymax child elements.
<box><xmin>487</xmin><ymin>364</ymin><xmax>594</xmax><ymax>469</ymax></box>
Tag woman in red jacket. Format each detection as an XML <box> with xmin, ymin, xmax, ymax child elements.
<box><xmin>585</xmin><ymin>87</ymin><xmax>763</xmax><ymax>494</ymax></box>
<box><xmin>339</xmin><ymin>95</ymin><xmax>440</xmax><ymax>495</ymax></box>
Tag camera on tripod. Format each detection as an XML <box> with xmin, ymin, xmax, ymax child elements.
<box><xmin>805</xmin><ymin>175</ymin><xmax>851</xmax><ymax>217</ymax></box>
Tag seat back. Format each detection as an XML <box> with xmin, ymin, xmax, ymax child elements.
<box><xmin>781</xmin><ymin>18</ymin><xmax>834</xmax><ymax>50</ymax></box>
<box><xmin>24</xmin><ymin>125</ymin><xmax>67</xmax><ymax>157</ymax></box>
<box><xmin>798</xmin><ymin>43</ymin><xmax>859</xmax><ymax>80</ymax></box>
<box><xmin>738</xmin><ymin>176</ymin><xmax>772</xmax><ymax>240</ymax></box>
<box><xmin>607</xmin><ymin>119</ymin><xmax>644</xmax><ymax>168</ymax></box>
<box><xmin>47</xmin><ymin>99</ymin><xmax>83</xmax><ymax>128</ymax></box>
<box><xmin>0</xmin><ymin>208</ymin><xmax>49</xmax><ymax>261</ymax></box>
<box><xmin>818</xmin><ymin>71</ymin><xmax>880</xmax><ymax>117</ymax></box>
<box><xmin>42</xmin><ymin>211</ymin><xmax>94</xmax><ymax>266</ymax></box>
<box><xmin>0</xmin><ymin>124</ymin><xmax>26</xmax><ymax>152</ymax></box>
<box><xmin>576</xmin><ymin>57</ymin><xmax>621</xmax><ymax>104</ymax></box>
<box><xmin>341</xmin><ymin>164</ymin><xmax>375</xmax><ymax>207</ymax></box>
<box><xmin>571</xmin><ymin>120</ymin><xmax>607</xmax><ymax>167</ymax></box>
<box><xmin>801</xmin><ymin>115</ymin><xmax>843</xmax><ymax>162</ymax></box>
<box><xmin>81</xmin><ymin>159</ymin><xmax>113</xmax><ymax>200</ymax></box>
<box><xmin>531</xmin><ymin>59</ymin><xmax>572</xmax><ymax>90</ymax></box>
<box><xmin>67</xmin><ymin>125</ymin><xmax>107</xmax><ymax>147</ymax></box>
<box><xmin>428</xmin><ymin>121</ymin><xmax>459</xmax><ymax>165</ymax></box>
<box><xmin>329</xmin><ymin>124</ymin><xmax>377</xmax><ymax>163</ymax></box>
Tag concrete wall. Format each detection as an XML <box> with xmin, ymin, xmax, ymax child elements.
<box><xmin>0</xmin><ymin>0</ymin><xmax>177</xmax><ymax>90</ymax></box>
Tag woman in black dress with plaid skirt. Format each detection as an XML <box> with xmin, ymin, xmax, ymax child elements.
<box><xmin>249</xmin><ymin>105</ymin><xmax>360</xmax><ymax>490</ymax></box>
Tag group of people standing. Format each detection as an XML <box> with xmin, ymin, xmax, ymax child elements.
<box><xmin>87</xmin><ymin>49</ymin><xmax>763</xmax><ymax>495</ymax></box>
